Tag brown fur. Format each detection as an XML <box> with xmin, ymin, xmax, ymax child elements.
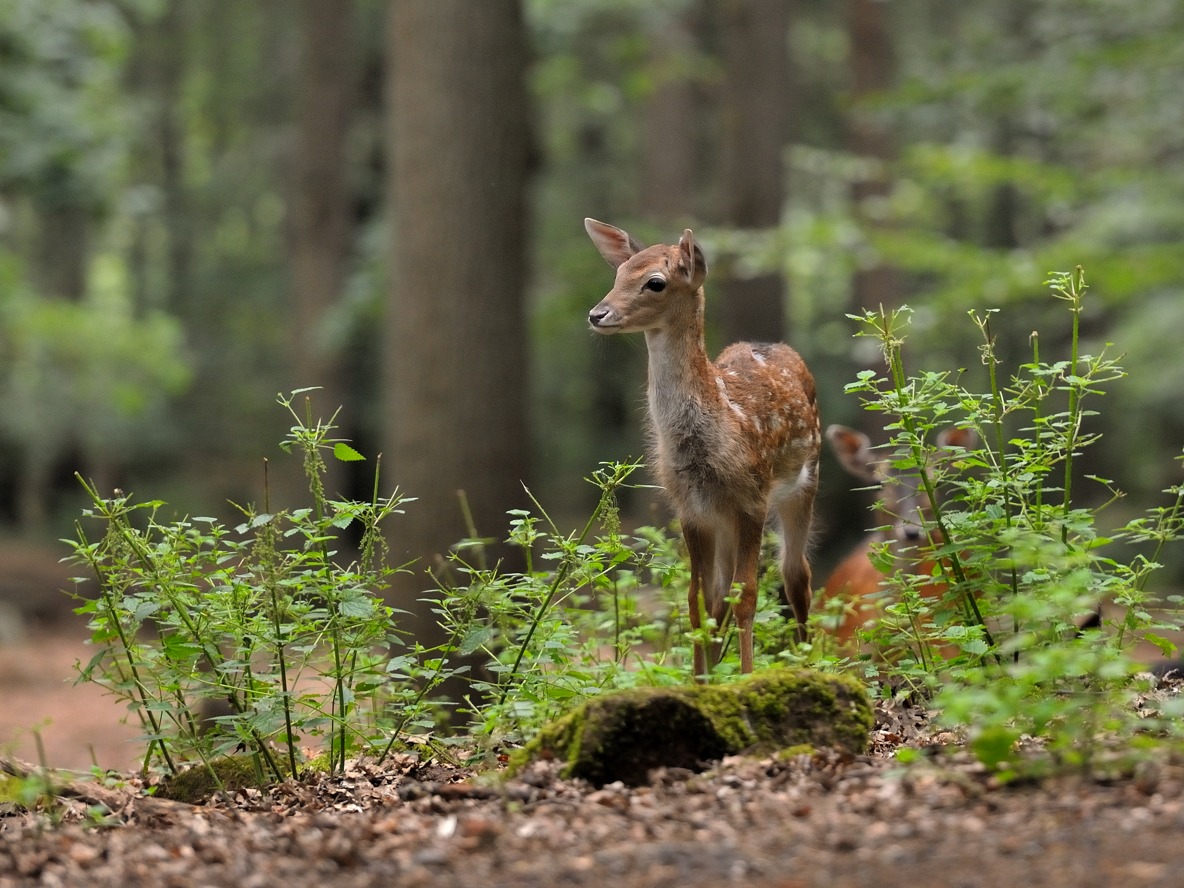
<box><xmin>585</xmin><ymin>219</ymin><xmax>820</xmax><ymax>676</ymax></box>
<box><xmin>820</xmin><ymin>424</ymin><xmax>974</xmax><ymax>651</ymax></box>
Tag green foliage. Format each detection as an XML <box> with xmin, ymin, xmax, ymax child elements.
<box><xmin>430</xmin><ymin>464</ymin><xmax>864</xmax><ymax>748</ymax></box>
<box><xmin>0</xmin><ymin>262</ymin><xmax>191</xmax><ymax>465</ymax></box>
<box><xmin>68</xmin><ymin>392</ymin><xmax>417</xmax><ymax>780</ymax></box>
<box><xmin>0</xmin><ymin>0</ymin><xmax>133</xmax><ymax>200</ymax></box>
<box><xmin>64</xmin><ymin>266</ymin><xmax>1184</xmax><ymax>785</ymax></box>
<box><xmin>68</xmin><ymin>414</ymin><xmax>816</xmax><ymax>773</ymax></box>
<box><xmin>839</xmin><ymin>269</ymin><xmax>1184</xmax><ymax>775</ymax></box>
<box><xmin>434</xmin><ymin>459</ymin><xmax>688</xmax><ymax>745</ymax></box>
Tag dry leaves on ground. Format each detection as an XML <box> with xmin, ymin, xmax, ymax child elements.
<box><xmin>2</xmin><ymin>690</ymin><xmax>1184</xmax><ymax>888</ymax></box>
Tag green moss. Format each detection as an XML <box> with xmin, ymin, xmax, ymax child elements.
<box><xmin>777</xmin><ymin>743</ymin><xmax>817</xmax><ymax>760</ymax></box>
<box><xmin>156</xmin><ymin>754</ymin><xmax>291</xmax><ymax>803</ymax></box>
<box><xmin>0</xmin><ymin>775</ymin><xmax>27</xmax><ymax>805</ymax></box>
<box><xmin>299</xmin><ymin>752</ymin><xmax>333</xmax><ymax>775</ymax></box>
<box><xmin>515</xmin><ymin>667</ymin><xmax>872</xmax><ymax>786</ymax></box>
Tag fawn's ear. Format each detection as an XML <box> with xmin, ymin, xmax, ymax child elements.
<box><xmin>585</xmin><ymin>218</ymin><xmax>645</xmax><ymax>269</ymax></box>
<box><xmin>676</xmin><ymin>228</ymin><xmax>708</xmax><ymax>287</ymax></box>
<box><xmin>825</xmin><ymin>424</ymin><xmax>882</xmax><ymax>484</ymax></box>
<box><xmin>936</xmin><ymin>426</ymin><xmax>978</xmax><ymax>452</ymax></box>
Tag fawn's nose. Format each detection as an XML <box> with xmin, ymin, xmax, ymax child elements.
<box><xmin>588</xmin><ymin>305</ymin><xmax>614</xmax><ymax>328</ymax></box>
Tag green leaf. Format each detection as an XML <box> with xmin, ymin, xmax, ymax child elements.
<box><xmin>894</xmin><ymin>746</ymin><xmax>922</xmax><ymax>764</ymax></box>
<box><xmin>334</xmin><ymin>443</ymin><xmax>365</xmax><ymax>462</ymax></box>
<box><xmin>1143</xmin><ymin>632</ymin><xmax>1178</xmax><ymax>658</ymax></box>
<box><xmin>339</xmin><ymin>591</ymin><xmax>376</xmax><ymax>619</ymax></box>
<box><xmin>969</xmin><ymin>726</ymin><xmax>1020</xmax><ymax>771</ymax></box>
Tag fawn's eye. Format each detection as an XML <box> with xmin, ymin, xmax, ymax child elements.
<box><xmin>644</xmin><ymin>277</ymin><xmax>666</xmax><ymax>292</ymax></box>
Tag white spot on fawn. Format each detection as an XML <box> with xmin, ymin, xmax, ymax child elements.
<box><xmin>717</xmin><ymin>377</ymin><xmax>748</xmax><ymax>422</ymax></box>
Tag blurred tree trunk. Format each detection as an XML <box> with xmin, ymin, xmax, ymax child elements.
<box><xmin>24</xmin><ymin>183</ymin><xmax>89</xmax><ymax>527</ymax></box>
<box><xmin>157</xmin><ymin>2</ymin><xmax>193</xmax><ymax>319</ymax></box>
<box><xmin>33</xmin><ymin>199</ymin><xmax>88</xmax><ymax>303</ymax></box>
<box><xmin>21</xmin><ymin>25</ymin><xmax>101</xmax><ymax>527</ymax></box>
<box><xmin>717</xmin><ymin>0</ymin><xmax>792</xmax><ymax>345</ymax></box>
<box><xmin>639</xmin><ymin>6</ymin><xmax>701</xmax><ymax>225</ymax></box>
<box><xmin>385</xmin><ymin>1</ymin><xmax>531</xmax><ymax>633</ymax></box>
<box><xmin>984</xmin><ymin>1</ymin><xmax>1029</xmax><ymax>252</ymax></box>
<box><xmin>847</xmin><ymin>0</ymin><xmax>902</xmax><ymax>311</ymax></box>
<box><xmin>290</xmin><ymin>0</ymin><xmax>356</xmax><ymax>497</ymax></box>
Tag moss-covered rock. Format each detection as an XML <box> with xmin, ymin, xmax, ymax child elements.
<box><xmin>515</xmin><ymin>668</ymin><xmax>872</xmax><ymax>786</ymax></box>
<box><xmin>156</xmin><ymin>754</ymin><xmax>290</xmax><ymax>803</ymax></box>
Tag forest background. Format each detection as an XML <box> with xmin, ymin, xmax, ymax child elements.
<box><xmin>1</xmin><ymin>0</ymin><xmax>1182</xmax><ymax>650</ymax></box>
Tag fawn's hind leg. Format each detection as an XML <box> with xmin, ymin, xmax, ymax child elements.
<box><xmin>773</xmin><ymin>468</ymin><xmax>818</xmax><ymax>642</ymax></box>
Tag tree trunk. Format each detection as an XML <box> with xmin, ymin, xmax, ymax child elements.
<box><xmin>290</xmin><ymin>0</ymin><xmax>357</xmax><ymax>498</ymax></box>
<box><xmin>639</xmin><ymin>7</ymin><xmax>701</xmax><ymax>225</ymax></box>
<box><xmin>149</xmin><ymin>2</ymin><xmax>194</xmax><ymax>319</ymax></box>
<box><xmin>33</xmin><ymin>199</ymin><xmax>88</xmax><ymax>302</ymax></box>
<box><xmin>717</xmin><ymin>0</ymin><xmax>792</xmax><ymax>345</ymax></box>
<box><xmin>847</xmin><ymin>0</ymin><xmax>902</xmax><ymax>311</ymax></box>
<box><xmin>385</xmin><ymin>0</ymin><xmax>531</xmax><ymax>633</ymax></box>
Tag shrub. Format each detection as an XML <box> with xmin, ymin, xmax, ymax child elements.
<box><xmin>69</xmin><ymin>391</ymin><xmax>418</xmax><ymax>781</ymax></box>
<box><xmin>840</xmin><ymin>268</ymin><xmax>1184</xmax><ymax>774</ymax></box>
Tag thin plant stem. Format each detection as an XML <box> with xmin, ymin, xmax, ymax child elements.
<box><xmin>496</xmin><ymin>463</ymin><xmax>638</xmax><ymax>704</ymax></box>
<box><xmin>259</xmin><ymin>459</ymin><xmax>299</xmax><ymax>778</ymax></box>
<box><xmin>974</xmin><ymin>311</ymin><xmax>1021</xmax><ymax>647</ymax></box>
<box><xmin>73</xmin><ymin>481</ymin><xmax>179</xmax><ymax>776</ymax></box>
<box><xmin>1056</xmin><ymin>267</ymin><xmax>1087</xmax><ymax>546</ymax></box>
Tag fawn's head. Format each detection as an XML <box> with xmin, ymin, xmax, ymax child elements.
<box><xmin>827</xmin><ymin>424</ymin><xmax>976</xmax><ymax>546</ymax></box>
<box><xmin>585</xmin><ymin>218</ymin><xmax>707</xmax><ymax>334</ymax></box>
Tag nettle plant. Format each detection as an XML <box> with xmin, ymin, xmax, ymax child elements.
<box><xmin>432</xmin><ymin>460</ymin><xmax>688</xmax><ymax>746</ymax></box>
<box><xmin>68</xmin><ymin>268</ymin><xmax>1184</xmax><ymax>783</ymax></box>
<box><xmin>432</xmin><ymin>467</ymin><xmax>813</xmax><ymax>747</ymax></box>
<box><xmin>69</xmin><ymin>391</ymin><xmax>425</xmax><ymax>783</ymax></box>
<box><xmin>69</xmin><ymin>393</ymin><xmax>789</xmax><ymax>775</ymax></box>
<box><xmin>842</xmin><ymin>269</ymin><xmax>1184</xmax><ymax>771</ymax></box>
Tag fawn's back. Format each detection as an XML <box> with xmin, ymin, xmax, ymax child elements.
<box><xmin>654</xmin><ymin>340</ymin><xmax>817</xmax><ymax>525</ymax></box>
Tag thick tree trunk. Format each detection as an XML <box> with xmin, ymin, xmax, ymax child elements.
<box><xmin>385</xmin><ymin>0</ymin><xmax>531</xmax><ymax>635</ymax></box>
<box><xmin>290</xmin><ymin>0</ymin><xmax>357</xmax><ymax>497</ymax></box>
<box><xmin>717</xmin><ymin>0</ymin><xmax>792</xmax><ymax>345</ymax></box>
<box><xmin>847</xmin><ymin>0</ymin><xmax>902</xmax><ymax>311</ymax></box>
<box><xmin>33</xmin><ymin>200</ymin><xmax>88</xmax><ymax>302</ymax></box>
<box><xmin>639</xmin><ymin>8</ymin><xmax>700</xmax><ymax>225</ymax></box>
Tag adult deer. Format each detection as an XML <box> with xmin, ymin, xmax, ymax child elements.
<box><xmin>585</xmin><ymin>218</ymin><xmax>820</xmax><ymax>677</ymax></box>
<box><xmin>819</xmin><ymin>424</ymin><xmax>976</xmax><ymax>649</ymax></box>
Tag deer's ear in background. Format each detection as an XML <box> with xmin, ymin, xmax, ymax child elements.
<box><xmin>825</xmin><ymin>425</ymin><xmax>881</xmax><ymax>485</ymax></box>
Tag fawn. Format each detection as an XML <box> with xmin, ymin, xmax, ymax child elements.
<box><xmin>585</xmin><ymin>218</ymin><xmax>820</xmax><ymax>677</ymax></box>
<box><xmin>820</xmin><ymin>423</ymin><xmax>976</xmax><ymax>649</ymax></box>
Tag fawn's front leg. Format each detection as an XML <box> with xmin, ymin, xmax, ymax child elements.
<box><xmin>732</xmin><ymin>515</ymin><xmax>766</xmax><ymax>675</ymax></box>
<box><xmin>683</xmin><ymin>522</ymin><xmax>717</xmax><ymax>680</ymax></box>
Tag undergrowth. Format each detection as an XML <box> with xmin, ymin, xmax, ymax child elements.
<box><xmin>69</xmin><ymin>391</ymin><xmax>417</xmax><ymax>783</ymax></box>
<box><xmin>839</xmin><ymin>268</ymin><xmax>1184</xmax><ymax>776</ymax></box>
<box><xmin>67</xmin><ymin>269</ymin><xmax>1184</xmax><ymax>785</ymax></box>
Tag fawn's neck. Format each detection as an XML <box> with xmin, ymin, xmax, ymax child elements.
<box><xmin>643</xmin><ymin>305</ymin><xmax>717</xmax><ymax>430</ymax></box>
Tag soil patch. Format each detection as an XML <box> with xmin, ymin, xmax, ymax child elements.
<box><xmin>1</xmin><ymin>632</ymin><xmax>1183</xmax><ymax>887</ymax></box>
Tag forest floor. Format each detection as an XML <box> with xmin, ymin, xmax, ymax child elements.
<box><xmin>2</xmin><ymin>628</ymin><xmax>1184</xmax><ymax>887</ymax></box>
